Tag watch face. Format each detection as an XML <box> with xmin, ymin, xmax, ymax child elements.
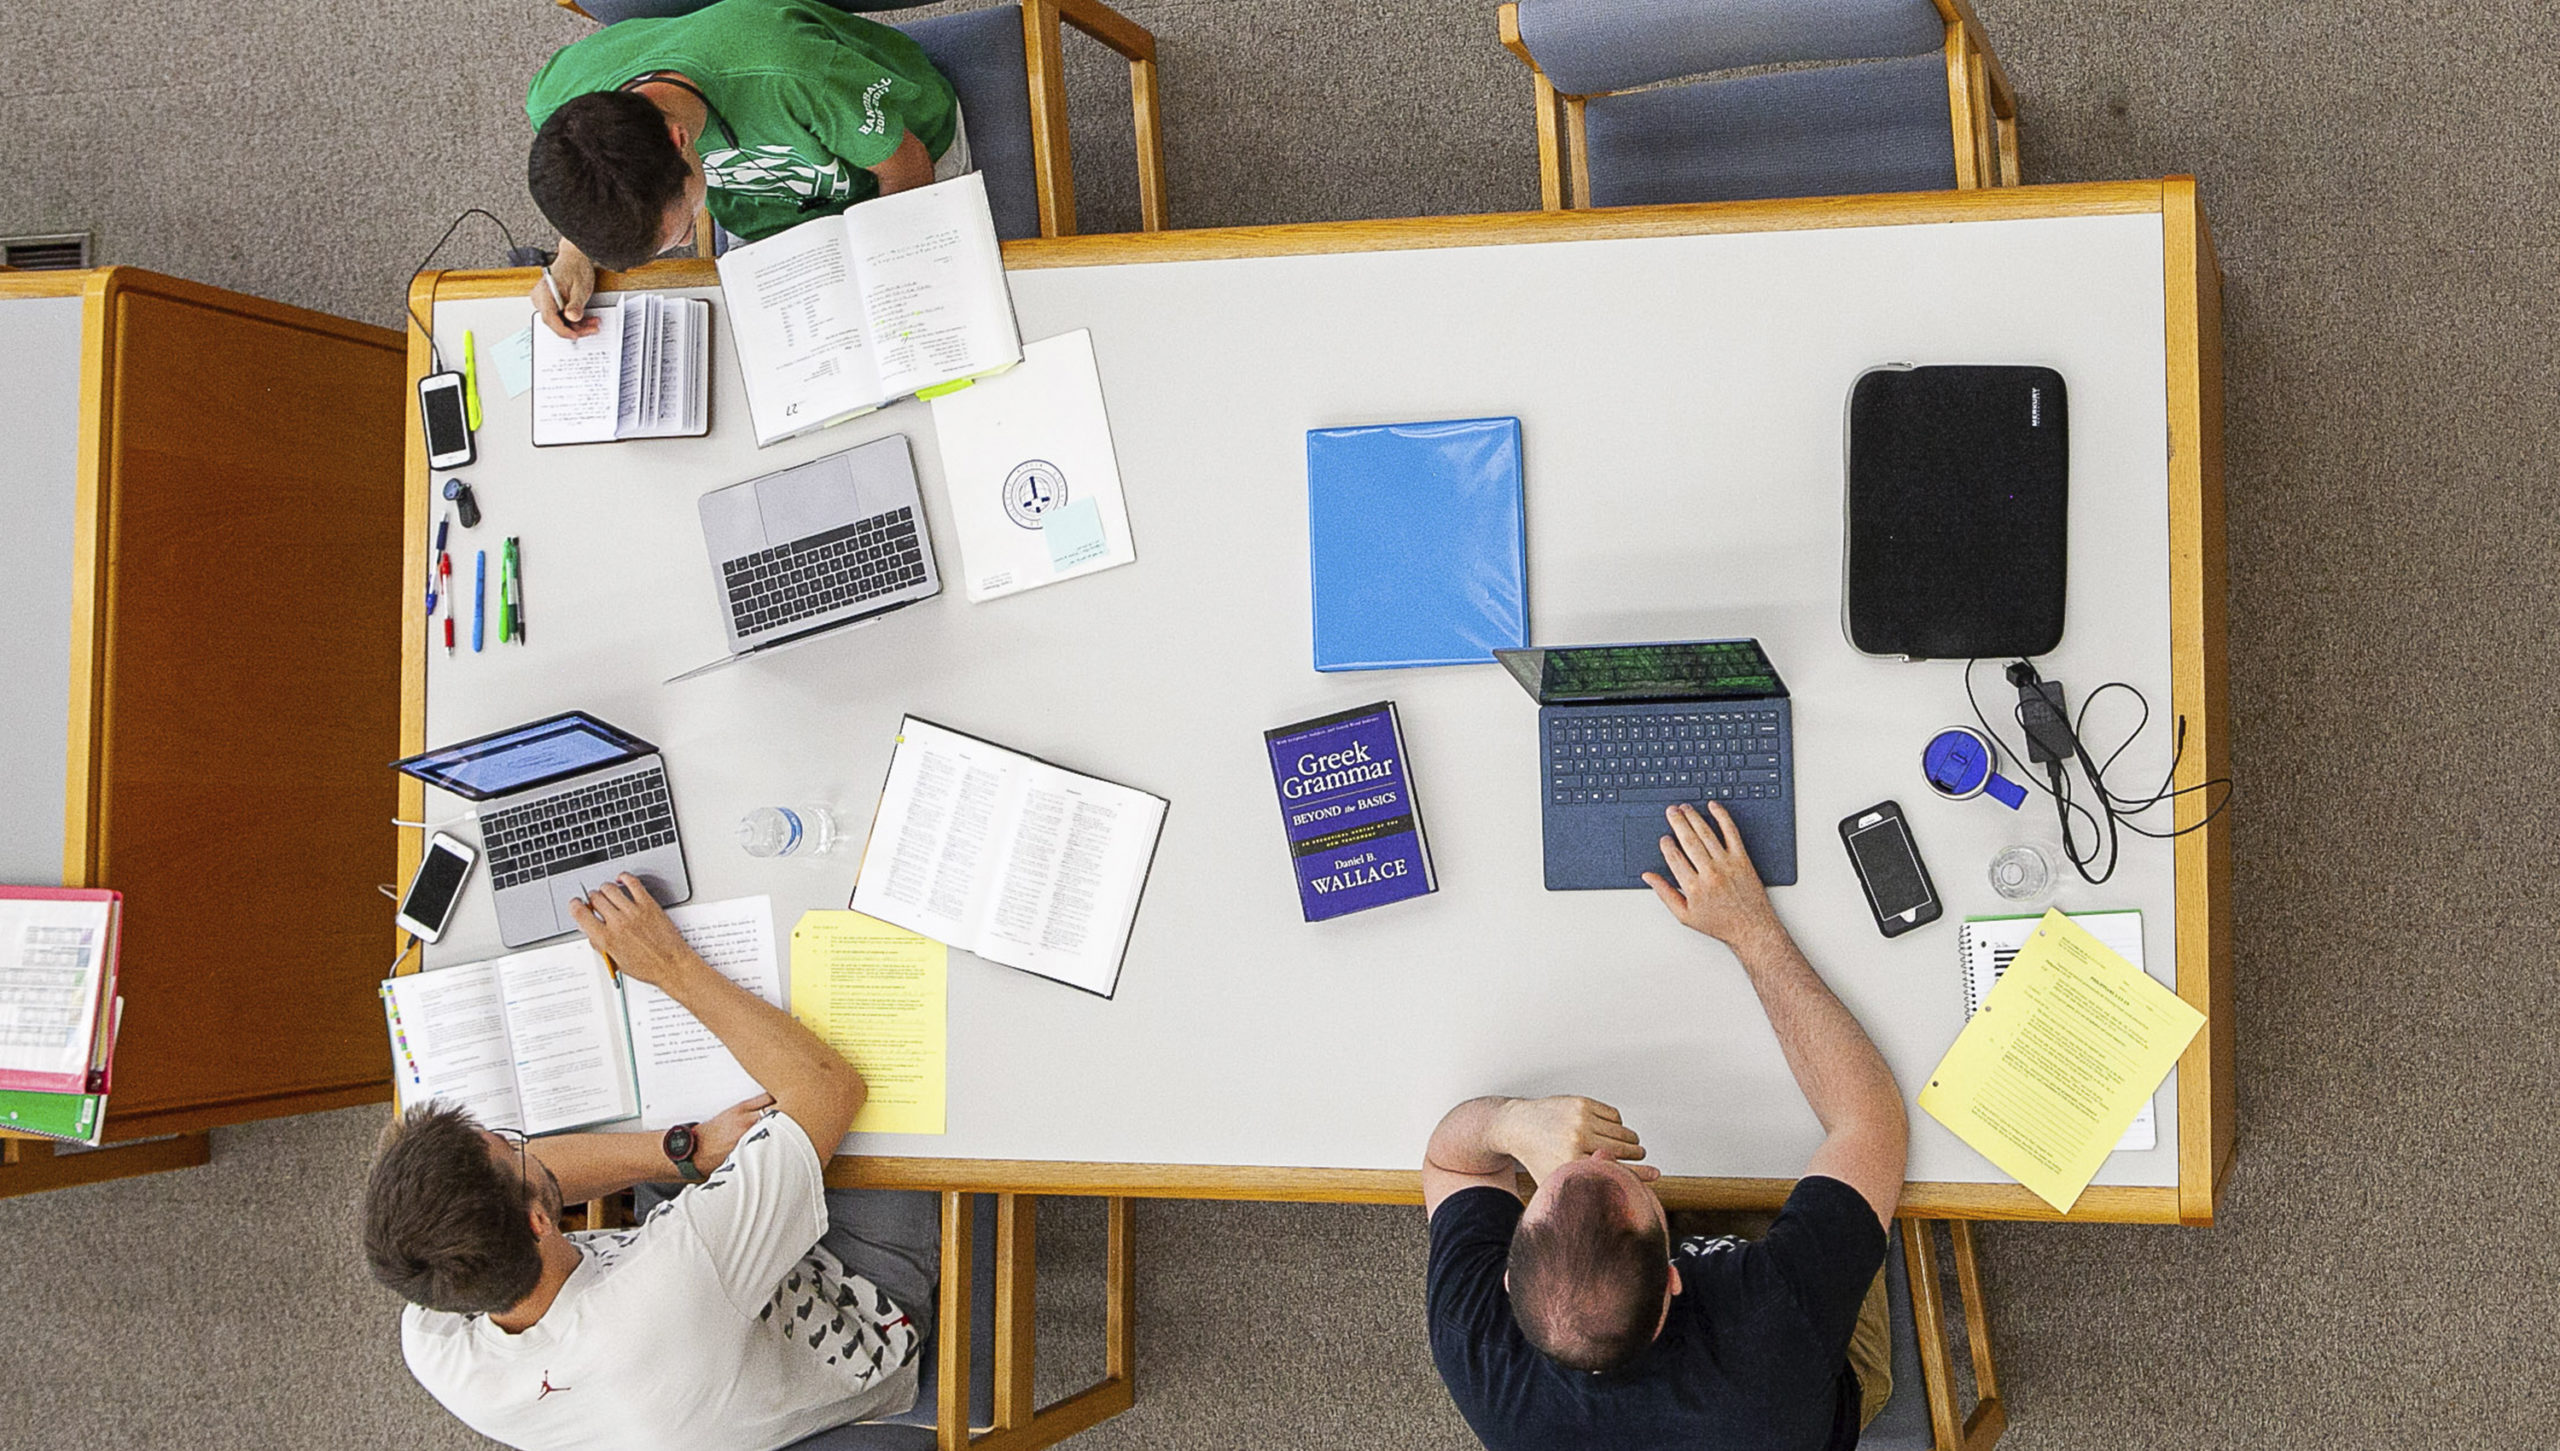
<box><xmin>665</xmin><ymin>1124</ymin><xmax>696</xmax><ymax>1158</ymax></box>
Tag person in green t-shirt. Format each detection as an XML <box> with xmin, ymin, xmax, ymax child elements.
<box><xmin>524</xmin><ymin>0</ymin><xmax>962</xmax><ymax>338</ymax></box>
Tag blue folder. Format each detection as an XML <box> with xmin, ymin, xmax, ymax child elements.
<box><xmin>1306</xmin><ymin>417</ymin><xmax>1527</xmax><ymax>671</ymax></box>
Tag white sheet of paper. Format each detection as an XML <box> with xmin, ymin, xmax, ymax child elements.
<box><xmin>531</xmin><ymin>300</ymin><xmax>627</xmax><ymax>446</ymax></box>
<box><xmin>929</xmin><ymin>330</ymin><xmax>1137</xmax><ymax>601</ymax></box>
<box><xmin>620</xmin><ymin>896</ymin><xmax>785</xmax><ymax>1129</ymax></box>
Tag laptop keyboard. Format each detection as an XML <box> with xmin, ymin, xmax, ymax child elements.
<box><xmin>1548</xmin><ymin>707</ymin><xmax>1785</xmax><ymax>805</ymax></box>
<box><xmin>723</xmin><ymin>507</ymin><xmax>926</xmax><ymax>637</ymax></box>
<box><xmin>482</xmin><ymin>768</ymin><xmax>677</xmax><ymax>891</ymax></box>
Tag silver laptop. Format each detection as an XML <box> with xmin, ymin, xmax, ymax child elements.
<box><xmin>676</xmin><ymin>435</ymin><xmax>941</xmax><ymax>681</ymax></box>
<box><xmin>393</xmin><ymin>712</ymin><xmax>691</xmax><ymax>948</ymax></box>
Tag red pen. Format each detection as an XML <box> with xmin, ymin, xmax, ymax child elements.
<box><xmin>439</xmin><ymin>553</ymin><xmax>455</xmax><ymax>652</ymax></box>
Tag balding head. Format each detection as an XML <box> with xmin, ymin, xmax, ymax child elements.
<box><xmin>1506</xmin><ymin>1158</ymin><xmax>1673</xmax><ymax>1372</ymax></box>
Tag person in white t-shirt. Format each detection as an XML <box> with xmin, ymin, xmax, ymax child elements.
<box><xmin>363</xmin><ymin>874</ymin><xmax>934</xmax><ymax>1451</ymax></box>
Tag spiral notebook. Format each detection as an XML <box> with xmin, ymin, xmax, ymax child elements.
<box><xmin>1959</xmin><ymin>909</ymin><xmax>2155</xmax><ymax>1153</ymax></box>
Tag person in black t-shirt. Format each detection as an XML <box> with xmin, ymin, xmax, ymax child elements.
<box><xmin>1421</xmin><ymin>801</ymin><xmax>1909</xmax><ymax>1451</ymax></box>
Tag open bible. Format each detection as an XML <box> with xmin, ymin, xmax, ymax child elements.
<box><xmin>850</xmin><ymin>717</ymin><xmax>1167</xmax><ymax>998</ymax></box>
<box><xmin>717</xmin><ymin>172</ymin><xmax>1022</xmax><ymax>447</ymax></box>
<box><xmin>380</xmin><ymin>897</ymin><xmax>780</xmax><ymax>1135</ymax></box>
<box><xmin>531</xmin><ymin>292</ymin><xmax>711</xmax><ymax>446</ymax></box>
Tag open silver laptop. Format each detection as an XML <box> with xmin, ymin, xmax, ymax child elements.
<box><xmin>392</xmin><ymin>712</ymin><xmax>691</xmax><ymax>947</ymax></box>
<box><xmin>673</xmin><ymin>435</ymin><xmax>942</xmax><ymax>681</ymax></box>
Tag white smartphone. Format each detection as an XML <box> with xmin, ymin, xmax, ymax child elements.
<box><xmin>395</xmin><ymin>832</ymin><xmax>479</xmax><ymax>943</ymax></box>
<box><xmin>418</xmin><ymin>370</ymin><xmax>475</xmax><ymax>469</ymax></box>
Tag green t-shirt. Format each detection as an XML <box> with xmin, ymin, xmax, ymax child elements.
<box><xmin>527</xmin><ymin>0</ymin><xmax>958</xmax><ymax>242</ymax></box>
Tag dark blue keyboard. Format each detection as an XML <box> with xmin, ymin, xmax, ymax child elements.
<box><xmin>1547</xmin><ymin>706</ymin><xmax>1785</xmax><ymax>806</ymax></box>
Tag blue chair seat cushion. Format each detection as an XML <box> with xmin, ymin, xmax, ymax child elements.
<box><xmin>890</xmin><ymin>4</ymin><xmax>1043</xmax><ymax>241</ymax></box>
<box><xmin>1583</xmin><ymin>51</ymin><xmax>1958</xmax><ymax>207</ymax></box>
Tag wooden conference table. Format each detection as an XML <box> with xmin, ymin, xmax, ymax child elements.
<box><xmin>402</xmin><ymin>178</ymin><xmax>2230</xmax><ymax>1229</ymax></box>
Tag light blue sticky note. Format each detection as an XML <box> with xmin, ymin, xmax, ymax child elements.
<box><xmin>1042</xmin><ymin>496</ymin><xmax>1109</xmax><ymax>572</ymax></box>
<box><xmin>492</xmin><ymin>326</ymin><xmax>535</xmax><ymax>398</ymax></box>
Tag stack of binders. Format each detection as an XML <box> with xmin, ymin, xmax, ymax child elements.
<box><xmin>0</xmin><ymin>887</ymin><xmax>125</xmax><ymax>1147</ymax></box>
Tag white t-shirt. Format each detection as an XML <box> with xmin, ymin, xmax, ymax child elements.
<box><xmin>403</xmin><ymin>1112</ymin><xmax>921</xmax><ymax>1451</ymax></box>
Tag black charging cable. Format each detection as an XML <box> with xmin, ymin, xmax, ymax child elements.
<box><xmin>403</xmin><ymin>208</ymin><xmax>555</xmax><ymax>373</ymax></box>
<box><xmin>1963</xmin><ymin>658</ymin><xmax>2234</xmax><ymax>885</ymax></box>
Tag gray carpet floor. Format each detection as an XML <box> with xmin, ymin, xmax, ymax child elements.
<box><xmin>2</xmin><ymin>0</ymin><xmax>2549</xmax><ymax>1446</ymax></box>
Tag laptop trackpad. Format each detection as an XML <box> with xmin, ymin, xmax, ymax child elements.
<box><xmin>760</xmin><ymin>457</ymin><xmax>859</xmax><ymax>542</ymax></box>
<box><xmin>547</xmin><ymin>865</ymin><xmax>675</xmax><ymax>929</ymax></box>
<box><xmin>1623</xmin><ymin>808</ymin><xmax>1727</xmax><ymax>879</ymax></box>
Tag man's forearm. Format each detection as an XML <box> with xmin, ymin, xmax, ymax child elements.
<box><xmin>1727</xmin><ymin>920</ymin><xmax>1904</xmax><ymax>1139</ymax></box>
<box><xmin>528</xmin><ymin>1131</ymin><xmax>675</xmax><ymax>1205</ymax></box>
<box><xmin>651</xmin><ymin>959</ymin><xmax>864</xmax><ymax>1129</ymax></box>
<box><xmin>1424</xmin><ymin>1097</ymin><xmax>1522</xmax><ymax>1177</ymax></box>
<box><xmin>869</xmin><ymin>131</ymin><xmax>934</xmax><ymax>194</ymax></box>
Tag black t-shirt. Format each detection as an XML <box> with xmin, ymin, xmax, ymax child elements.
<box><xmin>1426</xmin><ymin>1175</ymin><xmax>1886</xmax><ymax>1451</ymax></box>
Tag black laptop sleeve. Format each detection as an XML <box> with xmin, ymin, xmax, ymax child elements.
<box><xmin>1844</xmin><ymin>365</ymin><xmax>2069</xmax><ymax>661</ymax></box>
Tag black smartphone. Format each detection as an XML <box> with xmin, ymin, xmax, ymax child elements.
<box><xmin>1838</xmin><ymin>800</ymin><xmax>1941</xmax><ymax>938</ymax></box>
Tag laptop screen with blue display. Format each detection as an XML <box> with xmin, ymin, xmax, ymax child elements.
<box><xmin>393</xmin><ymin>712</ymin><xmax>654</xmax><ymax>801</ymax></box>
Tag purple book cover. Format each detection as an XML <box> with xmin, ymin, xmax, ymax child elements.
<box><xmin>1265</xmin><ymin>702</ymin><xmax>1436</xmax><ymax>921</ymax></box>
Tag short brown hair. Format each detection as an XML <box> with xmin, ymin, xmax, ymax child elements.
<box><xmin>1506</xmin><ymin>1175</ymin><xmax>1670</xmax><ymax>1372</ymax></box>
<box><xmin>363</xmin><ymin>1104</ymin><xmax>544</xmax><ymax>1315</ymax></box>
<box><xmin>527</xmin><ymin>90</ymin><xmax>691</xmax><ymax>272</ymax></box>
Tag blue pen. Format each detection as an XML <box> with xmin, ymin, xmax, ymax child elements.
<box><xmin>426</xmin><ymin>514</ymin><xmax>452</xmax><ymax>617</ymax></box>
<box><xmin>473</xmin><ymin>550</ymin><xmax>487</xmax><ymax>652</ymax></box>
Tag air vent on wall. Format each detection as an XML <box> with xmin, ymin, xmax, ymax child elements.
<box><xmin>2</xmin><ymin>233</ymin><xmax>91</xmax><ymax>270</ymax></box>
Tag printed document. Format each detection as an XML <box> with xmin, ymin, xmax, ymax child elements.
<box><xmin>1920</xmin><ymin>909</ymin><xmax>2205</xmax><ymax>1212</ymax></box>
<box><xmin>928</xmin><ymin>329</ymin><xmax>1137</xmax><ymax>601</ymax></box>
<box><xmin>790</xmin><ymin>911</ymin><xmax>947</xmax><ymax>1137</ymax></box>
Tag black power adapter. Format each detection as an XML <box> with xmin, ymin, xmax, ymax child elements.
<box><xmin>2006</xmin><ymin>661</ymin><xmax>2077</xmax><ymax>765</ymax></box>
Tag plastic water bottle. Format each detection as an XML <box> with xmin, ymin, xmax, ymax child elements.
<box><xmin>1987</xmin><ymin>842</ymin><xmax>2055</xmax><ymax>906</ymax></box>
<box><xmin>738</xmin><ymin>805</ymin><xmax>838</xmax><ymax>858</ymax></box>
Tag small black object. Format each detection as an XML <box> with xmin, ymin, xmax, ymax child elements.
<box><xmin>442</xmin><ymin>478</ymin><xmax>482</xmax><ymax>528</ymax></box>
<box><xmin>2006</xmin><ymin>660</ymin><xmax>2078</xmax><ymax>764</ymax></box>
<box><xmin>506</xmin><ymin>244</ymin><xmax>557</xmax><ymax>269</ymax></box>
<box><xmin>1838</xmin><ymin>800</ymin><xmax>1942</xmax><ymax>938</ymax></box>
<box><xmin>1845</xmin><ymin>364</ymin><xmax>2069</xmax><ymax>661</ymax></box>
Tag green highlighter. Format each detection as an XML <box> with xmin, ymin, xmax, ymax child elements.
<box><xmin>499</xmin><ymin>537</ymin><xmax>518</xmax><ymax>643</ymax></box>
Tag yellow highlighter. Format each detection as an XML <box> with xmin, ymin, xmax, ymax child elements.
<box><xmin>462</xmin><ymin>330</ymin><xmax>483</xmax><ymax>431</ymax></box>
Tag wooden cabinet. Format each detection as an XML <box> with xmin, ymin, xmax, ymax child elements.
<box><xmin>0</xmin><ymin>269</ymin><xmax>405</xmax><ymax>1196</ymax></box>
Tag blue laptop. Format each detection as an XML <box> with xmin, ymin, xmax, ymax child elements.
<box><xmin>1495</xmin><ymin>640</ymin><xmax>1798</xmax><ymax>890</ymax></box>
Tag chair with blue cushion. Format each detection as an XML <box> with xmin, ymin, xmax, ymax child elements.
<box><xmin>781</xmin><ymin>1192</ymin><xmax>1138</xmax><ymax>1451</ymax></box>
<box><xmin>1864</xmin><ymin>1219</ymin><xmax>2005</xmax><ymax>1451</ymax></box>
<box><xmin>1494</xmin><ymin>0</ymin><xmax>2020</xmax><ymax>211</ymax></box>
<box><xmin>557</xmin><ymin>0</ymin><xmax>1170</xmax><ymax>242</ymax></box>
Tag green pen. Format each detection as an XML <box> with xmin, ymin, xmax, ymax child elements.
<box><xmin>499</xmin><ymin>537</ymin><xmax>517</xmax><ymax>643</ymax></box>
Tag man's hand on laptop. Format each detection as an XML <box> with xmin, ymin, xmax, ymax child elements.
<box><xmin>570</xmin><ymin>874</ymin><xmax>701</xmax><ymax>985</ymax></box>
<box><xmin>1644</xmin><ymin>802</ymin><xmax>1780</xmax><ymax>950</ymax></box>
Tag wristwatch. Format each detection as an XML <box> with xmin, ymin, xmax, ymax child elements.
<box><xmin>663</xmin><ymin>1122</ymin><xmax>706</xmax><ymax>1183</ymax></box>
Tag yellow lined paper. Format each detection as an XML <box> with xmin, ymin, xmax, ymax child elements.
<box><xmin>1918</xmin><ymin>908</ymin><xmax>2203</xmax><ymax>1212</ymax></box>
<box><xmin>790</xmin><ymin>911</ymin><xmax>948</xmax><ymax>1136</ymax></box>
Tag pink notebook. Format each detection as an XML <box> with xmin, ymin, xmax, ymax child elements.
<box><xmin>0</xmin><ymin>887</ymin><xmax>122</xmax><ymax>1095</ymax></box>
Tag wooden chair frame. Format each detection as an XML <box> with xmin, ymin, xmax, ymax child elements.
<box><xmin>1901</xmin><ymin>1218</ymin><xmax>2007</xmax><ymax>1451</ymax></box>
<box><xmin>1496</xmin><ymin>0</ymin><xmax>2021</xmax><ymax>211</ymax></box>
<box><xmin>555</xmin><ymin>0</ymin><xmax>1169</xmax><ymax>248</ymax></box>
<box><xmin>937</xmin><ymin>1192</ymin><xmax>1137</xmax><ymax>1451</ymax></box>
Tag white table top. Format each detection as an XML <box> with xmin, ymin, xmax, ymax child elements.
<box><xmin>421</xmin><ymin>208</ymin><xmax>2182</xmax><ymax>1190</ymax></box>
<box><xmin>0</xmin><ymin>295</ymin><xmax>86</xmax><ymax>887</ymax></box>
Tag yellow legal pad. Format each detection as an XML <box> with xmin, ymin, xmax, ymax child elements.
<box><xmin>1918</xmin><ymin>908</ymin><xmax>2203</xmax><ymax>1212</ymax></box>
<box><xmin>790</xmin><ymin>911</ymin><xmax>948</xmax><ymax>1136</ymax></box>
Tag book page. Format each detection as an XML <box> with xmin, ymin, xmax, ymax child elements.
<box><xmin>971</xmin><ymin>761</ymin><xmax>1166</xmax><ymax>997</ymax></box>
<box><xmin>717</xmin><ymin>217</ymin><xmax>880</xmax><ymax>444</ymax></box>
<box><xmin>790</xmin><ymin>911</ymin><xmax>946</xmax><ymax>1139</ymax></box>
<box><xmin>0</xmin><ymin>896</ymin><xmax>112</xmax><ymax>1091</ymax></box>
<box><xmin>621</xmin><ymin>896</ymin><xmax>784</xmax><ymax>1129</ymax></box>
<box><xmin>850</xmin><ymin>717</ymin><xmax>1024</xmax><ymax>949</ymax></box>
<box><xmin>616</xmin><ymin>292</ymin><xmax>655</xmax><ymax>438</ymax></box>
<box><xmin>1921</xmin><ymin>910</ymin><xmax>2203</xmax><ymax>1212</ymax></box>
<box><xmin>381</xmin><ymin>963</ymin><xmax>523</xmax><ymax>1130</ymax></box>
<box><xmin>531</xmin><ymin>300</ymin><xmax>627</xmax><ymax>446</ymax></box>
<box><xmin>496</xmin><ymin>942</ymin><xmax>637</xmax><ymax>1135</ymax></box>
<box><xmin>841</xmin><ymin>173</ymin><xmax>1020</xmax><ymax>401</ymax></box>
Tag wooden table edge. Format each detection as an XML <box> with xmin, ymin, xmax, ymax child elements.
<box><xmin>406</xmin><ymin>179</ymin><xmax>2229</xmax><ymax>1224</ymax></box>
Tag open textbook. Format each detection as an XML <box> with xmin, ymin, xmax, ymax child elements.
<box><xmin>531</xmin><ymin>292</ymin><xmax>711</xmax><ymax>445</ymax></box>
<box><xmin>717</xmin><ymin>172</ymin><xmax>1022</xmax><ymax>447</ymax></box>
<box><xmin>851</xmin><ymin>717</ymin><xmax>1167</xmax><ymax>998</ymax></box>
<box><xmin>380</xmin><ymin>897</ymin><xmax>780</xmax><ymax>1135</ymax></box>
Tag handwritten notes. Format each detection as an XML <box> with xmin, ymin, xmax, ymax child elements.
<box><xmin>790</xmin><ymin>911</ymin><xmax>947</xmax><ymax>1136</ymax></box>
<box><xmin>1919</xmin><ymin>909</ymin><xmax>2204</xmax><ymax>1212</ymax></box>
